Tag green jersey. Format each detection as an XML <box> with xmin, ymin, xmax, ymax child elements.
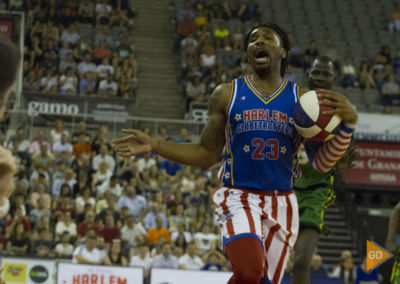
<box><xmin>294</xmin><ymin>162</ymin><xmax>334</xmax><ymax>189</ymax></box>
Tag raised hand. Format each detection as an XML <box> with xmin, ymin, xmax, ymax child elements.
<box><xmin>337</xmin><ymin>146</ymin><xmax>360</xmax><ymax>170</ymax></box>
<box><xmin>112</xmin><ymin>129</ymin><xmax>153</xmax><ymax>157</ymax></box>
<box><xmin>317</xmin><ymin>89</ymin><xmax>358</xmax><ymax>124</ymax></box>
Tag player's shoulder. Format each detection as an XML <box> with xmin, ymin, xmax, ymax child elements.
<box><xmin>209</xmin><ymin>83</ymin><xmax>232</xmax><ymax>112</ymax></box>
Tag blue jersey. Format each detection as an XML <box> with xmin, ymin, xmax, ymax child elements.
<box><xmin>219</xmin><ymin>76</ymin><xmax>302</xmax><ymax>192</ymax></box>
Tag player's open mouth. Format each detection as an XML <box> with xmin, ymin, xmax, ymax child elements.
<box><xmin>254</xmin><ymin>49</ymin><xmax>269</xmax><ymax>64</ymax></box>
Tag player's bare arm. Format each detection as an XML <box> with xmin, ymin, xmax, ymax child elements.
<box><xmin>387</xmin><ymin>202</ymin><xmax>400</xmax><ymax>255</ymax></box>
<box><xmin>112</xmin><ymin>83</ymin><xmax>231</xmax><ymax>169</ymax></box>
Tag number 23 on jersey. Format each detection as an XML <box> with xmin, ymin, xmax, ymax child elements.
<box><xmin>251</xmin><ymin>138</ymin><xmax>279</xmax><ymax>160</ymax></box>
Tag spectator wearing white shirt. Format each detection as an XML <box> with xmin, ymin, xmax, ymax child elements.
<box><xmin>59</xmin><ymin>68</ymin><xmax>78</xmax><ymax>95</ymax></box>
<box><xmin>75</xmin><ymin>186</ymin><xmax>96</xmax><ymax>214</ymax></box>
<box><xmin>178</xmin><ymin>243</ymin><xmax>204</xmax><ymax>270</ymax></box>
<box><xmin>50</xmin><ymin>120</ymin><xmax>69</xmax><ymax>144</ymax></box>
<box><xmin>61</xmin><ymin>24</ymin><xmax>81</xmax><ymax>45</ymax></box>
<box><xmin>55</xmin><ymin>232</ymin><xmax>74</xmax><ymax>257</ymax></box>
<box><xmin>55</xmin><ymin>211</ymin><xmax>77</xmax><ymax>240</ymax></box>
<box><xmin>97</xmin><ymin>57</ymin><xmax>114</xmax><ymax>79</ymax></box>
<box><xmin>40</xmin><ymin>69</ymin><xmax>58</xmax><ymax>93</ymax></box>
<box><xmin>194</xmin><ymin>224</ymin><xmax>217</xmax><ymax>254</ymax></box>
<box><xmin>97</xmin><ymin>175</ymin><xmax>122</xmax><ymax>197</ymax></box>
<box><xmin>92</xmin><ymin>144</ymin><xmax>115</xmax><ymax>173</ymax></box>
<box><xmin>117</xmin><ymin>186</ymin><xmax>147</xmax><ymax>218</ymax></box>
<box><xmin>130</xmin><ymin>245</ymin><xmax>152</xmax><ymax>279</ymax></box>
<box><xmin>95</xmin><ymin>0</ymin><xmax>113</xmax><ymax>25</ymax></box>
<box><xmin>171</xmin><ymin>223</ymin><xmax>192</xmax><ymax>243</ymax></box>
<box><xmin>151</xmin><ymin>243</ymin><xmax>179</xmax><ymax>269</ymax></box>
<box><xmin>121</xmin><ymin>215</ymin><xmax>147</xmax><ymax>248</ymax></box>
<box><xmin>136</xmin><ymin>153</ymin><xmax>156</xmax><ymax>173</ymax></box>
<box><xmin>99</xmin><ymin>73</ymin><xmax>117</xmax><ymax>96</ymax></box>
<box><xmin>53</xmin><ymin>133</ymin><xmax>73</xmax><ymax>156</ymax></box>
<box><xmin>73</xmin><ymin>234</ymin><xmax>103</xmax><ymax>264</ymax></box>
<box><xmin>7</xmin><ymin>127</ymin><xmax>30</xmax><ymax>152</ymax></box>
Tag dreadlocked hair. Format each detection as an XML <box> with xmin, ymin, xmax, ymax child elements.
<box><xmin>243</xmin><ymin>22</ymin><xmax>291</xmax><ymax>77</ymax></box>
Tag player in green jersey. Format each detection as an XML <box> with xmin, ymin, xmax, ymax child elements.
<box><xmin>387</xmin><ymin>202</ymin><xmax>400</xmax><ymax>284</ymax></box>
<box><xmin>291</xmin><ymin>56</ymin><xmax>358</xmax><ymax>283</ymax></box>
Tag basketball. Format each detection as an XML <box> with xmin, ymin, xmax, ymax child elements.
<box><xmin>293</xmin><ymin>90</ymin><xmax>342</xmax><ymax>141</ymax></box>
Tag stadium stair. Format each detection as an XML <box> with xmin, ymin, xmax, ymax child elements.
<box><xmin>134</xmin><ymin>0</ymin><xmax>183</xmax><ymax>119</ymax></box>
<box><xmin>317</xmin><ymin>205</ymin><xmax>361</xmax><ymax>268</ymax></box>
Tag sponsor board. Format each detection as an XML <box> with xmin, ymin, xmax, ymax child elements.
<box><xmin>150</xmin><ymin>268</ymin><xmax>232</xmax><ymax>284</ymax></box>
<box><xmin>1</xmin><ymin>258</ymin><xmax>54</xmax><ymax>284</ymax></box>
<box><xmin>57</xmin><ymin>263</ymin><xmax>143</xmax><ymax>284</ymax></box>
<box><xmin>341</xmin><ymin>141</ymin><xmax>400</xmax><ymax>186</ymax></box>
<box><xmin>22</xmin><ymin>93</ymin><xmax>135</xmax><ymax>128</ymax></box>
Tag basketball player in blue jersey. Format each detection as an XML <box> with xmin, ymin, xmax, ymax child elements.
<box><xmin>113</xmin><ymin>23</ymin><xmax>358</xmax><ymax>284</ymax></box>
<box><xmin>291</xmin><ymin>56</ymin><xmax>359</xmax><ymax>284</ymax></box>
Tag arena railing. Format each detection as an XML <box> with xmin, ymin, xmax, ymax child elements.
<box><xmin>3</xmin><ymin>107</ymin><xmax>206</xmax><ymax>142</ymax></box>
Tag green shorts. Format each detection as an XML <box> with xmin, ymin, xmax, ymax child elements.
<box><xmin>294</xmin><ymin>185</ymin><xmax>336</xmax><ymax>236</ymax></box>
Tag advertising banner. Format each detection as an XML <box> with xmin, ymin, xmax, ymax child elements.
<box><xmin>341</xmin><ymin>141</ymin><xmax>400</xmax><ymax>186</ymax></box>
<box><xmin>354</xmin><ymin>112</ymin><xmax>400</xmax><ymax>142</ymax></box>
<box><xmin>150</xmin><ymin>268</ymin><xmax>232</xmax><ymax>284</ymax></box>
<box><xmin>22</xmin><ymin>92</ymin><xmax>135</xmax><ymax>128</ymax></box>
<box><xmin>57</xmin><ymin>263</ymin><xmax>143</xmax><ymax>284</ymax></box>
<box><xmin>1</xmin><ymin>257</ymin><xmax>55</xmax><ymax>284</ymax></box>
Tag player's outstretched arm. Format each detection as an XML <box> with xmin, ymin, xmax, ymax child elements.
<box><xmin>112</xmin><ymin>84</ymin><xmax>231</xmax><ymax>169</ymax></box>
<box><xmin>302</xmin><ymin>89</ymin><xmax>358</xmax><ymax>173</ymax></box>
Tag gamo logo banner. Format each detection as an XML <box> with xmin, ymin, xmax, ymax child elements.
<box><xmin>22</xmin><ymin>92</ymin><xmax>135</xmax><ymax>128</ymax></box>
<box><xmin>341</xmin><ymin>141</ymin><xmax>400</xmax><ymax>186</ymax></box>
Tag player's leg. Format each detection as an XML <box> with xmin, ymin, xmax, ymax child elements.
<box><xmin>262</xmin><ymin>192</ymin><xmax>299</xmax><ymax>283</ymax></box>
<box><xmin>291</xmin><ymin>227</ymin><xmax>321</xmax><ymax>284</ymax></box>
<box><xmin>225</xmin><ymin>237</ymin><xmax>264</xmax><ymax>284</ymax></box>
<box><xmin>291</xmin><ymin>186</ymin><xmax>335</xmax><ymax>283</ymax></box>
<box><xmin>213</xmin><ymin>187</ymin><xmax>265</xmax><ymax>284</ymax></box>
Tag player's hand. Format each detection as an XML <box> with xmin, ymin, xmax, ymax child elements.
<box><xmin>337</xmin><ymin>147</ymin><xmax>360</xmax><ymax>170</ymax></box>
<box><xmin>0</xmin><ymin>146</ymin><xmax>17</xmax><ymax>199</ymax></box>
<box><xmin>317</xmin><ymin>89</ymin><xmax>358</xmax><ymax>124</ymax></box>
<box><xmin>112</xmin><ymin>129</ymin><xmax>153</xmax><ymax>157</ymax></box>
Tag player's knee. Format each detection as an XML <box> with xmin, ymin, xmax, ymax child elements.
<box><xmin>293</xmin><ymin>253</ymin><xmax>311</xmax><ymax>271</ymax></box>
<box><xmin>234</xmin><ymin>259</ymin><xmax>263</xmax><ymax>284</ymax></box>
<box><xmin>226</xmin><ymin>237</ymin><xmax>264</xmax><ymax>283</ymax></box>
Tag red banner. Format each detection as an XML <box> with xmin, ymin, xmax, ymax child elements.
<box><xmin>341</xmin><ymin>142</ymin><xmax>400</xmax><ymax>186</ymax></box>
<box><xmin>0</xmin><ymin>20</ymin><xmax>13</xmax><ymax>39</ymax></box>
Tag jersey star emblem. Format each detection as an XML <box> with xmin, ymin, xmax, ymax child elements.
<box><xmin>243</xmin><ymin>145</ymin><xmax>250</xmax><ymax>153</ymax></box>
<box><xmin>224</xmin><ymin>172</ymin><xmax>230</xmax><ymax>179</ymax></box>
<box><xmin>235</xmin><ymin>113</ymin><xmax>242</xmax><ymax>121</ymax></box>
<box><xmin>227</xmin><ymin>158</ymin><xmax>231</xmax><ymax>164</ymax></box>
<box><xmin>280</xmin><ymin>146</ymin><xmax>287</xmax><ymax>154</ymax></box>
<box><xmin>289</xmin><ymin>117</ymin><xmax>294</xmax><ymax>124</ymax></box>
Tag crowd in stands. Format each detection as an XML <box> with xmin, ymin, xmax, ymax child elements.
<box><xmin>0</xmin><ymin>117</ymin><xmax>380</xmax><ymax>282</ymax></box>
<box><xmin>176</xmin><ymin>0</ymin><xmax>400</xmax><ymax>115</ymax></box>
<box><xmin>13</xmin><ymin>0</ymin><xmax>138</xmax><ymax>99</ymax></box>
<box><xmin>1</xmin><ymin>120</ymin><xmax>230</xmax><ymax>281</ymax></box>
